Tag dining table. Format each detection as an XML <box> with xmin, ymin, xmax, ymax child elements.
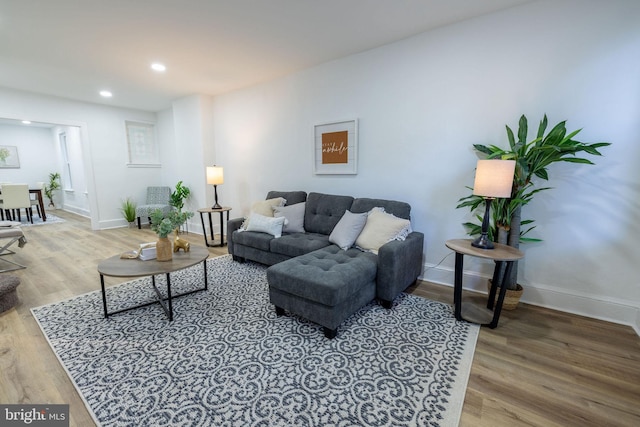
<box><xmin>30</xmin><ymin>188</ymin><xmax>47</xmax><ymax>221</ymax></box>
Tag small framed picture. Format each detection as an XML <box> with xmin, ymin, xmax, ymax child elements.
<box><xmin>0</xmin><ymin>145</ymin><xmax>20</xmax><ymax>168</ymax></box>
<box><xmin>313</xmin><ymin>119</ymin><xmax>358</xmax><ymax>174</ymax></box>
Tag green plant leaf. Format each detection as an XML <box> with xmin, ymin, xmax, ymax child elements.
<box><xmin>456</xmin><ymin>113</ymin><xmax>609</xmax><ymax>250</ymax></box>
<box><xmin>517</xmin><ymin>114</ymin><xmax>528</xmax><ymax>143</ymax></box>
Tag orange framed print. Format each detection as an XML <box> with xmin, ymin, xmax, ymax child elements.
<box><xmin>314</xmin><ymin>119</ymin><xmax>358</xmax><ymax>174</ymax></box>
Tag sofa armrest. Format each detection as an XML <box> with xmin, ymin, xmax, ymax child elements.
<box><xmin>376</xmin><ymin>231</ymin><xmax>424</xmax><ymax>305</ymax></box>
<box><xmin>226</xmin><ymin>217</ymin><xmax>245</xmax><ymax>255</ymax></box>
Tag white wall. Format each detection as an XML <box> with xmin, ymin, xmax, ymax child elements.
<box><xmin>210</xmin><ymin>0</ymin><xmax>640</xmax><ymax>330</ymax></box>
<box><xmin>0</xmin><ymin>123</ymin><xmax>57</xmax><ymax>185</ymax></box>
<box><xmin>53</xmin><ymin>125</ymin><xmax>90</xmax><ymax>216</ymax></box>
<box><xmin>0</xmin><ymin>87</ymin><xmax>160</xmax><ymax>229</ymax></box>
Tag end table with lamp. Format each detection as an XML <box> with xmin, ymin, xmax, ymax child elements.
<box><xmin>200</xmin><ymin>165</ymin><xmax>230</xmax><ymax>247</ymax></box>
<box><xmin>198</xmin><ymin>207</ymin><xmax>231</xmax><ymax>247</ymax></box>
<box><xmin>448</xmin><ymin>158</ymin><xmax>520</xmax><ymax>328</ymax></box>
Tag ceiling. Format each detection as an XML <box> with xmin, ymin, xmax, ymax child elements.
<box><xmin>0</xmin><ymin>0</ymin><xmax>533</xmax><ymax>112</ymax></box>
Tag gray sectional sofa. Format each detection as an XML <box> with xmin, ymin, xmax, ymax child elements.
<box><xmin>227</xmin><ymin>191</ymin><xmax>424</xmax><ymax>337</ymax></box>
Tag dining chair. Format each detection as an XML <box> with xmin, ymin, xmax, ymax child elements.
<box><xmin>2</xmin><ymin>184</ymin><xmax>33</xmax><ymax>224</ymax></box>
<box><xmin>30</xmin><ymin>181</ymin><xmax>46</xmax><ymax>218</ymax></box>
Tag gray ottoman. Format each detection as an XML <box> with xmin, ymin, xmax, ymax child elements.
<box><xmin>0</xmin><ymin>275</ymin><xmax>21</xmax><ymax>314</ymax></box>
<box><xmin>266</xmin><ymin>245</ymin><xmax>377</xmax><ymax>338</ymax></box>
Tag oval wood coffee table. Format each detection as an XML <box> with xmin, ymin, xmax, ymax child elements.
<box><xmin>98</xmin><ymin>245</ymin><xmax>209</xmax><ymax>321</ymax></box>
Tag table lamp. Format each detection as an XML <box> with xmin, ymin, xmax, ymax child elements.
<box><xmin>206</xmin><ymin>166</ymin><xmax>224</xmax><ymax>209</ymax></box>
<box><xmin>471</xmin><ymin>159</ymin><xmax>516</xmax><ymax>249</ymax></box>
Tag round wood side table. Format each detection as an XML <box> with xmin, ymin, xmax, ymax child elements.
<box><xmin>445</xmin><ymin>238</ymin><xmax>524</xmax><ymax>328</ymax></box>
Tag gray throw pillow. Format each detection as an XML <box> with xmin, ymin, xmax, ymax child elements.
<box><xmin>329</xmin><ymin>210</ymin><xmax>368</xmax><ymax>250</ymax></box>
<box><xmin>273</xmin><ymin>202</ymin><xmax>306</xmax><ymax>233</ymax></box>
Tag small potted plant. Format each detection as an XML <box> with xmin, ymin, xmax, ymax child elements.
<box><xmin>150</xmin><ymin>209</ymin><xmax>194</xmax><ymax>261</ymax></box>
<box><xmin>120</xmin><ymin>197</ymin><xmax>137</xmax><ymax>227</ymax></box>
<box><xmin>44</xmin><ymin>172</ymin><xmax>61</xmax><ymax>208</ymax></box>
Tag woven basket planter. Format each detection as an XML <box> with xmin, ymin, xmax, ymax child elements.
<box><xmin>487</xmin><ymin>280</ymin><xmax>523</xmax><ymax>311</ymax></box>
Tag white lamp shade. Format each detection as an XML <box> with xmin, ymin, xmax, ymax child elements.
<box><xmin>472</xmin><ymin>159</ymin><xmax>516</xmax><ymax>198</ymax></box>
<box><xmin>206</xmin><ymin>166</ymin><xmax>224</xmax><ymax>185</ymax></box>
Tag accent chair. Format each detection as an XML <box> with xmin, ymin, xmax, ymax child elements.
<box><xmin>135</xmin><ymin>186</ymin><xmax>173</xmax><ymax>229</ymax></box>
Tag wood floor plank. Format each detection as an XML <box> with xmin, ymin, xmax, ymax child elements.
<box><xmin>0</xmin><ymin>210</ymin><xmax>638</xmax><ymax>426</ymax></box>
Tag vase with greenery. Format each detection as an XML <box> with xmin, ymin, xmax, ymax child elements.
<box><xmin>457</xmin><ymin>114</ymin><xmax>610</xmax><ymax>298</ymax></box>
<box><xmin>150</xmin><ymin>209</ymin><xmax>194</xmax><ymax>261</ymax></box>
<box><xmin>44</xmin><ymin>172</ymin><xmax>61</xmax><ymax>208</ymax></box>
<box><xmin>120</xmin><ymin>197</ymin><xmax>137</xmax><ymax>226</ymax></box>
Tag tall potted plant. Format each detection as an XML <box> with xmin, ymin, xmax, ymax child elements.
<box><xmin>44</xmin><ymin>172</ymin><xmax>61</xmax><ymax>208</ymax></box>
<box><xmin>457</xmin><ymin>114</ymin><xmax>610</xmax><ymax>306</ymax></box>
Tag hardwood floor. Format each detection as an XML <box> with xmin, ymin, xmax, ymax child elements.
<box><xmin>1</xmin><ymin>211</ymin><xmax>638</xmax><ymax>426</ymax></box>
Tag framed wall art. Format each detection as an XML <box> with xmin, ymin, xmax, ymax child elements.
<box><xmin>314</xmin><ymin>119</ymin><xmax>358</xmax><ymax>174</ymax></box>
<box><xmin>0</xmin><ymin>145</ymin><xmax>20</xmax><ymax>168</ymax></box>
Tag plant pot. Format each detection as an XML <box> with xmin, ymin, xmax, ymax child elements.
<box><xmin>156</xmin><ymin>237</ymin><xmax>173</xmax><ymax>262</ymax></box>
<box><xmin>487</xmin><ymin>279</ymin><xmax>523</xmax><ymax>310</ymax></box>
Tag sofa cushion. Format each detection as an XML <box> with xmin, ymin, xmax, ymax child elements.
<box><xmin>329</xmin><ymin>210</ymin><xmax>368</xmax><ymax>250</ymax></box>
<box><xmin>351</xmin><ymin>197</ymin><xmax>411</xmax><ymax>220</ymax></box>
<box><xmin>233</xmin><ymin>229</ymin><xmax>275</xmax><ymax>251</ymax></box>
<box><xmin>266</xmin><ymin>191</ymin><xmax>307</xmax><ymax>206</ymax></box>
<box><xmin>267</xmin><ymin>246</ymin><xmax>377</xmax><ymax>306</ymax></box>
<box><xmin>270</xmin><ymin>232</ymin><xmax>330</xmax><ymax>258</ymax></box>
<box><xmin>304</xmin><ymin>192</ymin><xmax>354</xmax><ymax>235</ymax></box>
<box><xmin>355</xmin><ymin>209</ymin><xmax>412</xmax><ymax>254</ymax></box>
<box><xmin>273</xmin><ymin>202</ymin><xmax>306</xmax><ymax>233</ymax></box>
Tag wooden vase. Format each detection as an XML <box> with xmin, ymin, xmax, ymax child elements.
<box><xmin>156</xmin><ymin>237</ymin><xmax>173</xmax><ymax>262</ymax></box>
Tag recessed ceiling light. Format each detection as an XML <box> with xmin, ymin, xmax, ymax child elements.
<box><xmin>100</xmin><ymin>90</ymin><xmax>113</xmax><ymax>98</ymax></box>
<box><xmin>21</xmin><ymin>120</ymin><xmax>31</xmax><ymax>124</ymax></box>
<box><xmin>151</xmin><ymin>63</ymin><xmax>166</xmax><ymax>72</ymax></box>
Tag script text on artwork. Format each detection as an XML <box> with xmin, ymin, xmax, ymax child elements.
<box><xmin>321</xmin><ymin>130</ymin><xmax>349</xmax><ymax>164</ymax></box>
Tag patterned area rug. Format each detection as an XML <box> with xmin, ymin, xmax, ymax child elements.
<box><xmin>32</xmin><ymin>255</ymin><xmax>478</xmax><ymax>427</ymax></box>
<box><xmin>14</xmin><ymin>213</ymin><xmax>66</xmax><ymax>227</ymax></box>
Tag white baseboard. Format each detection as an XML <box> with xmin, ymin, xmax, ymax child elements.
<box><xmin>97</xmin><ymin>218</ymin><xmax>214</xmax><ymax>242</ymax></box>
<box><xmin>422</xmin><ymin>263</ymin><xmax>640</xmax><ymax>337</ymax></box>
<box><xmin>54</xmin><ymin>205</ymin><xmax>90</xmax><ymax>218</ymax></box>
<box><xmin>60</xmin><ymin>205</ymin><xmax>90</xmax><ymax>218</ymax></box>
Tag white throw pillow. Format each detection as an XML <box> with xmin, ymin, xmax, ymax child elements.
<box><xmin>329</xmin><ymin>210</ymin><xmax>368</xmax><ymax>250</ymax></box>
<box><xmin>355</xmin><ymin>209</ymin><xmax>412</xmax><ymax>254</ymax></box>
<box><xmin>251</xmin><ymin>197</ymin><xmax>286</xmax><ymax>216</ymax></box>
<box><xmin>245</xmin><ymin>213</ymin><xmax>286</xmax><ymax>238</ymax></box>
<box><xmin>273</xmin><ymin>202</ymin><xmax>306</xmax><ymax>233</ymax></box>
<box><xmin>241</xmin><ymin>197</ymin><xmax>286</xmax><ymax>230</ymax></box>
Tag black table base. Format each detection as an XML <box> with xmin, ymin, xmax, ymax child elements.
<box><xmin>100</xmin><ymin>260</ymin><xmax>208</xmax><ymax>321</ymax></box>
